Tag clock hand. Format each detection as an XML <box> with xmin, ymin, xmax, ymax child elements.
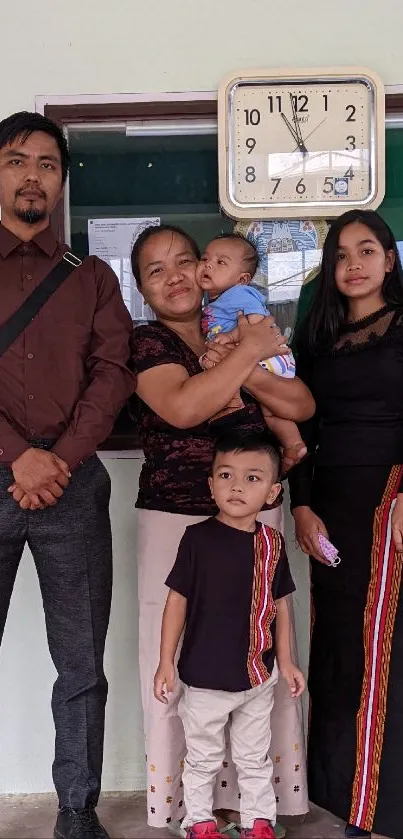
<box><xmin>289</xmin><ymin>93</ymin><xmax>304</xmax><ymax>143</ymax></box>
<box><xmin>292</xmin><ymin>117</ymin><xmax>327</xmax><ymax>152</ymax></box>
<box><xmin>281</xmin><ymin>112</ymin><xmax>301</xmax><ymax>145</ymax></box>
<box><xmin>289</xmin><ymin>94</ymin><xmax>308</xmax><ymax>154</ymax></box>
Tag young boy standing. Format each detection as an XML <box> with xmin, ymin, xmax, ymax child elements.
<box><xmin>154</xmin><ymin>431</ymin><xmax>305</xmax><ymax>839</ymax></box>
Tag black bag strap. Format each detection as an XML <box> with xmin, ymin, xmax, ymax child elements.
<box><xmin>0</xmin><ymin>251</ymin><xmax>82</xmax><ymax>359</ymax></box>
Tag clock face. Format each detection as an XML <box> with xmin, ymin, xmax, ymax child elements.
<box><xmin>221</xmin><ymin>74</ymin><xmax>382</xmax><ymax>218</ymax></box>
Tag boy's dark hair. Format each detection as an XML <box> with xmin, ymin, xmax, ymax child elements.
<box><xmin>0</xmin><ymin>111</ymin><xmax>70</xmax><ymax>184</ymax></box>
<box><xmin>212</xmin><ymin>429</ymin><xmax>281</xmax><ymax>480</ymax></box>
<box><xmin>210</xmin><ymin>233</ymin><xmax>259</xmax><ymax>278</ymax></box>
<box><xmin>131</xmin><ymin>224</ymin><xmax>201</xmax><ymax>289</ymax></box>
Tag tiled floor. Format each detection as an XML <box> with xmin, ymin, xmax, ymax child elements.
<box><xmin>0</xmin><ymin>792</ymin><xmax>353</xmax><ymax>839</ymax></box>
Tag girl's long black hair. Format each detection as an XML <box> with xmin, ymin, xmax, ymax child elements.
<box><xmin>294</xmin><ymin>210</ymin><xmax>403</xmax><ymax>357</ymax></box>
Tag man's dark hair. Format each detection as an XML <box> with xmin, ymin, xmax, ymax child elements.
<box><xmin>0</xmin><ymin>111</ymin><xmax>70</xmax><ymax>184</ymax></box>
<box><xmin>131</xmin><ymin>224</ymin><xmax>201</xmax><ymax>289</ymax></box>
<box><xmin>209</xmin><ymin>233</ymin><xmax>259</xmax><ymax>277</ymax></box>
<box><xmin>212</xmin><ymin>429</ymin><xmax>281</xmax><ymax>480</ymax></box>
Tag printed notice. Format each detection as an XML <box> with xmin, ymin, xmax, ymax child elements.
<box><xmin>87</xmin><ymin>217</ymin><xmax>160</xmax><ymax>320</ymax></box>
<box><xmin>88</xmin><ymin>217</ymin><xmax>160</xmax><ymax>260</ymax></box>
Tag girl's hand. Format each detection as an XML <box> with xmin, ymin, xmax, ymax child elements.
<box><xmin>293</xmin><ymin>505</ymin><xmax>330</xmax><ymax>564</ymax></box>
<box><xmin>392</xmin><ymin>493</ymin><xmax>403</xmax><ymax>554</ymax></box>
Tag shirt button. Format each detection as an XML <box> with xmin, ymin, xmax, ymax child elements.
<box><xmin>28</xmin><ymin>394</ymin><xmax>34</xmax><ymax>400</ymax></box>
<box><xmin>29</xmin><ymin>428</ymin><xmax>35</xmax><ymax>436</ymax></box>
<box><xmin>27</xmin><ymin>352</ymin><xmax>34</xmax><ymax>359</ymax></box>
<box><xmin>26</xmin><ymin>274</ymin><xmax>33</xmax><ymax>281</ymax></box>
<box><xmin>0</xmin><ymin>449</ymin><xmax>4</xmax><ymax>456</ymax></box>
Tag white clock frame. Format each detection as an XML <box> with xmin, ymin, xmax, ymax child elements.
<box><xmin>218</xmin><ymin>66</ymin><xmax>385</xmax><ymax>219</ymax></box>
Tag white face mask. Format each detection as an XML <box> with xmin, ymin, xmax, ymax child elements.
<box><xmin>318</xmin><ymin>534</ymin><xmax>341</xmax><ymax>567</ymax></box>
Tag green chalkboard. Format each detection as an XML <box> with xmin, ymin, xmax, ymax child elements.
<box><xmin>379</xmin><ymin>128</ymin><xmax>403</xmax><ymax>239</ymax></box>
<box><xmin>68</xmin><ymin>130</ymin><xmax>232</xmax><ymax>259</ymax></box>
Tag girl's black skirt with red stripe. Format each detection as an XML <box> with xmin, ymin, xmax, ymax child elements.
<box><xmin>308</xmin><ymin>464</ymin><xmax>403</xmax><ymax>838</ymax></box>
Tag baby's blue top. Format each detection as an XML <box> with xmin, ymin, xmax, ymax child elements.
<box><xmin>202</xmin><ymin>285</ymin><xmax>269</xmax><ymax>339</ymax></box>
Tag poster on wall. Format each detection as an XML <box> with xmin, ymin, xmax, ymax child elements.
<box><xmin>88</xmin><ymin>217</ymin><xmax>160</xmax><ymax>320</ymax></box>
<box><xmin>235</xmin><ymin>218</ymin><xmax>328</xmax><ymax>337</ymax></box>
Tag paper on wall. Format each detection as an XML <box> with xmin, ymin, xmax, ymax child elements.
<box><xmin>87</xmin><ymin>217</ymin><xmax>160</xmax><ymax>320</ymax></box>
<box><xmin>88</xmin><ymin>217</ymin><xmax>160</xmax><ymax>260</ymax></box>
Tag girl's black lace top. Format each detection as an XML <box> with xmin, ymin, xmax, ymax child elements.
<box><xmin>289</xmin><ymin>306</ymin><xmax>403</xmax><ymax>507</ymax></box>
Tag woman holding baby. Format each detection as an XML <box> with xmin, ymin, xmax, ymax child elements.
<box><xmin>129</xmin><ymin>224</ymin><xmax>313</xmax><ymax>835</ymax></box>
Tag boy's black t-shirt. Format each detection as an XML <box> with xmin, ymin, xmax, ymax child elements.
<box><xmin>165</xmin><ymin>517</ymin><xmax>295</xmax><ymax>692</ymax></box>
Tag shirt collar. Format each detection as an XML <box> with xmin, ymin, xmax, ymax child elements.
<box><xmin>0</xmin><ymin>223</ymin><xmax>59</xmax><ymax>258</ymax></box>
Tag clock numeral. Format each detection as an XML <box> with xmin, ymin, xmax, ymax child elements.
<box><xmin>323</xmin><ymin>177</ymin><xmax>334</xmax><ymax>194</ymax></box>
<box><xmin>245</xmin><ymin>166</ymin><xmax>256</xmax><ymax>183</ymax></box>
<box><xmin>296</xmin><ymin>178</ymin><xmax>306</xmax><ymax>195</ymax></box>
<box><xmin>345</xmin><ymin>105</ymin><xmax>356</xmax><ymax>122</ymax></box>
<box><xmin>270</xmin><ymin>178</ymin><xmax>281</xmax><ymax>195</ymax></box>
<box><xmin>323</xmin><ymin>94</ymin><xmax>328</xmax><ymax>112</ymax></box>
<box><xmin>346</xmin><ymin>136</ymin><xmax>356</xmax><ymax>150</ymax></box>
<box><xmin>344</xmin><ymin>166</ymin><xmax>355</xmax><ymax>180</ymax></box>
<box><xmin>268</xmin><ymin>95</ymin><xmax>282</xmax><ymax>114</ymax></box>
<box><xmin>291</xmin><ymin>95</ymin><xmax>308</xmax><ymax>113</ymax></box>
<box><xmin>246</xmin><ymin>137</ymin><xmax>256</xmax><ymax>154</ymax></box>
<box><xmin>244</xmin><ymin>109</ymin><xmax>260</xmax><ymax>126</ymax></box>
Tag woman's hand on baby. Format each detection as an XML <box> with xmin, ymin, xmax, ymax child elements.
<box><xmin>211</xmin><ymin>330</ymin><xmax>238</xmax><ymax>346</ymax></box>
<box><xmin>235</xmin><ymin>313</ymin><xmax>290</xmax><ymax>362</ymax></box>
<box><xmin>207</xmin><ymin>314</ymin><xmax>289</xmax><ymax>364</ymax></box>
<box><xmin>153</xmin><ymin>660</ymin><xmax>176</xmax><ymax>704</ymax></box>
<box><xmin>201</xmin><ymin>340</ymin><xmax>235</xmax><ymax>369</ymax></box>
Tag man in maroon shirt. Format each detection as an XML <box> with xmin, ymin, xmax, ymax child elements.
<box><xmin>0</xmin><ymin>112</ymin><xmax>134</xmax><ymax>839</ymax></box>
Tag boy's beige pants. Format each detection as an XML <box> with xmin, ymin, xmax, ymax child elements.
<box><xmin>179</xmin><ymin>666</ymin><xmax>278</xmax><ymax>830</ymax></box>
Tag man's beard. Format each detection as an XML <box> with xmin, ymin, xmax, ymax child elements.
<box><xmin>14</xmin><ymin>206</ymin><xmax>47</xmax><ymax>225</ymax></box>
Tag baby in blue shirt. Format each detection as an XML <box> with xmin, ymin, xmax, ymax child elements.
<box><xmin>198</xmin><ymin>234</ymin><xmax>305</xmax><ymax>472</ymax></box>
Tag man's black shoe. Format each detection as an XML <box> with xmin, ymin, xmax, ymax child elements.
<box><xmin>54</xmin><ymin>806</ymin><xmax>110</xmax><ymax>839</ymax></box>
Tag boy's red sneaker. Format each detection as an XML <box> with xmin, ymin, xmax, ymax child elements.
<box><xmin>241</xmin><ymin>819</ymin><xmax>276</xmax><ymax>839</ymax></box>
<box><xmin>186</xmin><ymin>821</ymin><xmax>223</xmax><ymax>839</ymax></box>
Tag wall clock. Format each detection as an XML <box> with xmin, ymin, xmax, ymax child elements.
<box><xmin>218</xmin><ymin>67</ymin><xmax>385</xmax><ymax>218</ymax></box>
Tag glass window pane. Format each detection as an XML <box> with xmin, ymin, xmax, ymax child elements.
<box><xmin>379</xmin><ymin>127</ymin><xmax>403</xmax><ymax>261</ymax></box>
<box><xmin>67</xmin><ymin>126</ymin><xmax>232</xmax><ymax>319</ymax></box>
<box><xmin>235</xmin><ymin>219</ymin><xmax>327</xmax><ymax>337</ymax></box>
<box><xmin>67</xmin><ymin>123</ymin><xmax>403</xmax><ymax>330</ymax></box>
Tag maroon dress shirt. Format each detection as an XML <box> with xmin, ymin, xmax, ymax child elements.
<box><xmin>0</xmin><ymin>224</ymin><xmax>135</xmax><ymax>469</ymax></box>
